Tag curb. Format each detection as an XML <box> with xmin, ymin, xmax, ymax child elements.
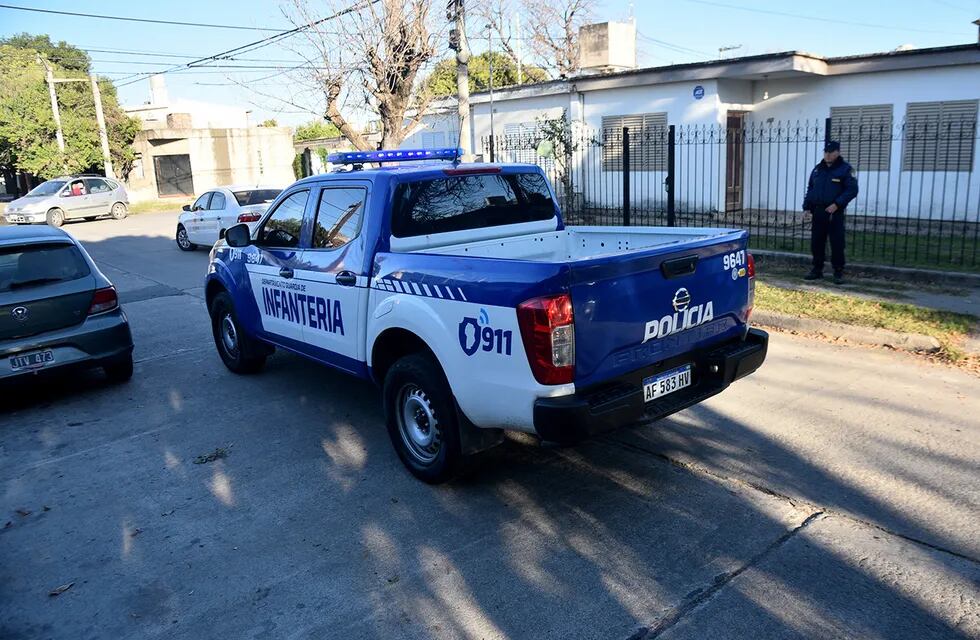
<box><xmin>752</xmin><ymin>309</ymin><xmax>942</xmax><ymax>353</ymax></box>
<box><xmin>752</xmin><ymin>250</ymin><xmax>980</xmax><ymax>288</ymax></box>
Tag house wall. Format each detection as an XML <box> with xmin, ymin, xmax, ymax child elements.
<box><xmin>125</xmin><ymin>127</ymin><xmax>295</xmax><ymax>202</ymax></box>
<box><xmin>741</xmin><ymin>66</ymin><xmax>980</xmax><ymax>220</ymax></box>
<box><xmin>456</xmin><ymin>62</ymin><xmax>979</xmax><ymax>221</ymax></box>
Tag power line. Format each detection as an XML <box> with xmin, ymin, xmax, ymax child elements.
<box><xmin>683</xmin><ymin>0</ymin><xmax>966</xmax><ymax>36</ymax></box>
<box><xmin>0</xmin><ymin>3</ymin><xmax>289</xmax><ymax>32</ymax></box>
<box><xmin>114</xmin><ymin>0</ymin><xmax>381</xmax><ymax>88</ymax></box>
<box><xmin>636</xmin><ymin>32</ymin><xmax>710</xmax><ymax>57</ymax></box>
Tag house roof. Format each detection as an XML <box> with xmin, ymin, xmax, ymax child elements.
<box><xmin>467</xmin><ymin>43</ymin><xmax>980</xmax><ymax>103</ymax></box>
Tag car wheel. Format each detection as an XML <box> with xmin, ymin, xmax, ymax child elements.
<box><xmin>383</xmin><ymin>353</ymin><xmax>465</xmax><ymax>484</ymax></box>
<box><xmin>46</xmin><ymin>208</ymin><xmax>65</xmax><ymax>227</ymax></box>
<box><xmin>103</xmin><ymin>353</ymin><xmax>134</xmax><ymax>383</ymax></box>
<box><xmin>176</xmin><ymin>224</ymin><xmax>197</xmax><ymax>251</ymax></box>
<box><xmin>110</xmin><ymin>202</ymin><xmax>128</xmax><ymax>220</ymax></box>
<box><xmin>209</xmin><ymin>291</ymin><xmax>266</xmax><ymax>374</ymax></box>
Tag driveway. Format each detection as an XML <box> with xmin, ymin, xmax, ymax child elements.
<box><xmin>1</xmin><ymin>213</ymin><xmax>978</xmax><ymax>639</ymax></box>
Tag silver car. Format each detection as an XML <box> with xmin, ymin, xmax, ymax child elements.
<box><xmin>3</xmin><ymin>175</ymin><xmax>130</xmax><ymax>227</ymax></box>
<box><xmin>1</xmin><ymin>225</ymin><xmax>133</xmax><ymax>383</ymax></box>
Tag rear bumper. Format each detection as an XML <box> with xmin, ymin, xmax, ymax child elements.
<box><xmin>533</xmin><ymin>328</ymin><xmax>769</xmax><ymax>443</ymax></box>
<box><xmin>0</xmin><ymin>307</ymin><xmax>133</xmax><ymax>381</ymax></box>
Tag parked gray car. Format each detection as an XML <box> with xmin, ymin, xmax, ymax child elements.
<box><xmin>1</xmin><ymin>225</ymin><xmax>133</xmax><ymax>383</ymax></box>
<box><xmin>3</xmin><ymin>175</ymin><xmax>129</xmax><ymax>227</ymax></box>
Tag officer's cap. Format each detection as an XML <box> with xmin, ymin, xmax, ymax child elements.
<box><xmin>824</xmin><ymin>141</ymin><xmax>841</xmax><ymax>152</ymax></box>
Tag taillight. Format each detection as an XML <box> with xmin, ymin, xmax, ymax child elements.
<box><xmin>517</xmin><ymin>294</ymin><xmax>575</xmax><ymax>385</ymax></box>
<box><xmin>746</xmin><ymin>253</ymin><xmax>756</xmax><ymax>321</ymax></box>
<box><xmin>237</xmin><ymin>212</ymin><xmax>261</xmax><ymax>223</ymax></box>
<box><xmin>89</xmin><ymin>286</ymin><xmax>118</xmax><ymax>315</ymax></box>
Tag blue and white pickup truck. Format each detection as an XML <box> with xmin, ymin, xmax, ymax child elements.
<box><xmin>204</xmin><ymin>148</ymin><xmax>768</xmax><ymax>482</ymax></box>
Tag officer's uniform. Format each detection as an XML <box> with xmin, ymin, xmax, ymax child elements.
<box><xmin>802</xmin><ymin>152</ymin><xmax>858</xmax><ymax>275</ymax></box>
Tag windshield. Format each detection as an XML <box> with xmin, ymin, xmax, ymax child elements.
<box><xmin>392</xmin><ymin>172</ymin><xmax>556</xmax><ymax>238</ymax></box>
<box><xmin>0</xmin><ymin>243</ymin><xmax>91</xmax><ymax>293</ymax></box>
<box><xmin>25</xmin><ymin>181</ymin><xmax>67</xmax><ymax>197</ymax></box>
<box><xmin>233</xmin><ymin>189</ymin><xmax>281</xmax><ymax>206</ymax></box>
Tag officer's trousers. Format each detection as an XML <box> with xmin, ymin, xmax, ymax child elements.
<box><xmin>811</xmin><ymin>209</ymin><xmax>845</xmax><ymax>272</ymax></box>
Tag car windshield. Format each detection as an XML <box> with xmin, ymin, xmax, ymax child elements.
<box><xmin>233</xmin><ymin>189</ymin><xmax>281</xmax><ymax>206</ymax></box>
<box><xmin>25</xmin><ymin>181</ymin><xmax>67</xmax><ymax>197</ymax></box>
<box><xmin>0</xmin><ymin>243</ymin><xmax>91</xmax><ymax>293</ymax></box>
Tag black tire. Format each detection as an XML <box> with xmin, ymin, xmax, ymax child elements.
<box><xmin>103</xmin><ymin>353</ymin><xmax>134</xmax><ymax>383</ymax></box>
<box><xmin>176</xmin><ymin>224</ymin><xmax>197</xmax><ymax>251</ymax></box>
<box><xmin>110</xmin><ymin>202</ymin><xmax>128</xmax><ymax>220</ymax></box>
<box><xmin>209</xmin><ymin>291</ymin><xmax>266</xmax><ymax>374</ymax></box>
<box><xmin>383</xmin><ymin>353</ymin><xmax>465</xmax><ymax>484</ymax></box>
<box><xmin>46</xmin><ymin>208</ymin><xmax>65</xmax><ymax>227</ymax></box>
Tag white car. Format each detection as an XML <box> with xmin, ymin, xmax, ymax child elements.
<box><xmin>175</xmin><ymin>185</ymin><xmax>282</xmax><ymax>251</ymax></box>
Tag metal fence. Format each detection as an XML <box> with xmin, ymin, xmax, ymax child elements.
<box><xmin>483</xmin><ymin>118</ymin><xmax>980</xmax><ymax>271</ymax></box>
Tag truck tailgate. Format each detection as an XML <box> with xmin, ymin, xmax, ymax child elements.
<box><xmin>569</xmin><ymin>230</ymin><xmax>751</xmax><ymax>388</ymax></box>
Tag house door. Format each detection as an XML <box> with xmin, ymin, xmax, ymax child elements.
<box><xmin>725</xmin><ymin>111</ymin><xmax>747</xmax><ymax>212</ymax></box>
<box><xmin>153</xmin><ymin>154</ymin><xmax>194</xmax><ymax>197</ymax></box>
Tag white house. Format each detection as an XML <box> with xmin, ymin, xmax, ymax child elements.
<box><xmin>404</xmin><ymin>43</ymin><xmax>980</xmax><ymax>222</ymax></box>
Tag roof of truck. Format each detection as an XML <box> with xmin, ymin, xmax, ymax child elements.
<box><xmin>292</xmin><ymin>162</ymin><xmax>542</xmax><ymax>187</ymax></box>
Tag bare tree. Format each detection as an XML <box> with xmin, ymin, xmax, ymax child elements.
<box><xmin>285</xmin><ymin>0</ymin><xmax>443</xmax><ymax>150</ymax></box>
<box><xmin>473</xmin><ymin>0</ymin><xmax>594</xmax><ymax>79</ymax></box>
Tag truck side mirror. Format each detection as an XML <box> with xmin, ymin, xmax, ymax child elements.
<box><xmin>225</xmin><ymin>223</ymin><xmax>252</xmax><ymax>248</ymax></box>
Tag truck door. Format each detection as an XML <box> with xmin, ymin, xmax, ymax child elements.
<box><xmin>244</xmin><ymin>188</ymin><xmax>311</xmax><ymax>345</ymax></box>
<box><xmin>294</xmin><ymin>184</ymin><xmax>369</xmax><ymax>369</ymax></box>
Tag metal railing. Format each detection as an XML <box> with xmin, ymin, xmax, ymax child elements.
<box><xmin>483</xmin><ymin>118</ymin><xmax>980</xmax><ymax>271</ymax></box>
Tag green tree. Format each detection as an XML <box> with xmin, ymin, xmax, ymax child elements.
<box><xmin>0</xmin><ymin>35</ymin><xmax>140</xmax><ymax>179</ymax></box>
<box><xmin>426</xmin><ymin>52</ymin><xmax>548</xmax><ymax>98</ymax></box>
<box><xmin>259</xmin><ymin>118</ymin><xmax>278</xmax><ymax>127</ymax></box>
<box><xmin>294</xmin><ymin>120</ymin><xmax>342</xmax><ymax>142</ymax></box>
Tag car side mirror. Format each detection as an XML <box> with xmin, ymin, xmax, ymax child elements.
<box><xmin>225</xmin><ymin>223</ymin><xmax>252</xmax><ymax>248</ymax></box>
<box><xmin>182</xmin><ymin>204</ymin><xmax>191</xmax><ymax>212</ymax></box>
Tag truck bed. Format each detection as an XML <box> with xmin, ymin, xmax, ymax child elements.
<box><xmin>415</xmin><ymin>226</ymin><xmax>737</xmax><ymax>263</ymax></box>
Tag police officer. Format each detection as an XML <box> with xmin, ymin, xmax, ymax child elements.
<box><xmin>802</xmin><ymin>141</ymin><xmax>858</xmax><ymax>284</ymax></box>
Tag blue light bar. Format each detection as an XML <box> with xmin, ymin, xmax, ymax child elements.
<box><xmin>327</xmin><ymin>147</ymin><xmax>463</xmax><ymax>165</ymax></box>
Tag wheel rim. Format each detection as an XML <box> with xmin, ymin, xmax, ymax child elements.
<box><xmin>220</xmin><ymin>313</ymin><xmax>239</xmax><ymax>357</ymax></box>
<box><xmin>396</xmin><ymin>384</ymin><xmax>441</xmax><ymax>464</ymax></box>
<box><xmin>51</xmin><ymin>210</ymin><xmax>63</xmax><ymax>225</ymax></box>
<box><xmin>177</xmin><ymin>227</ymin><xmax>190</xmax><ymax>249</ymax></box>
<box><xmin>112</xmin><ymin>203</ymin><xmax>125</xmax><ymax>218</ymax></box>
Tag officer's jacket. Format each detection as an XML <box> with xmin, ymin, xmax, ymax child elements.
<box><xmin>802</xmin><ymin>157</ymin><xmax>859</xmax><ymax>211</ymax></box>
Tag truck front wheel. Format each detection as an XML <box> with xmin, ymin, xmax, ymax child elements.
<box><xmin>209</xmin><ymin>292</ymin><xmax>267</xmax><ymax>374</ymax></box>
<box><xmin>383</xmin><ymin>353</ymin><xmax>464</xmax><ymax>483</ymax></box>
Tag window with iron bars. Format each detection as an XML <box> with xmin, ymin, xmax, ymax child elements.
<box><xmin>830</xmin><ymin>104</ymin><xmax>893</xmax><ymax>171</ymax></box>
<box><xmin>902</xmin><ymin>100</ymin><xmax>978</xmax><ymax>172</ymax></box>
<box><xmin>601</xmin><ymin>113</ymin><xmax>668</xmax><ymax>172</ymax></box>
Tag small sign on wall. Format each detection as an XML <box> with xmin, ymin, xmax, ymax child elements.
<box><xmin>693</xmin><ymin>85</ymin><xmax>705</xmax><ymax>100</ymax></box>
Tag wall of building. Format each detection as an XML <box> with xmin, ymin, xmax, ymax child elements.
<box><xmin>125</xmin><ymin>127</ymin><xmax>295</xmax><ymax>202</ymax></box>
<box><xmin>741</xmin><ymin>66</ymin><xmax>980</xmax><ymax>220</ymax></box>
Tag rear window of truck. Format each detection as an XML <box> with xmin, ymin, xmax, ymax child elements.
<box><xmin>0</xmin><ymin>243</ymin><xmax>91</xmax><ymax>293</ymax></box>
<box><xmin>391</xmin><ymin>172</ymin><xmax>556</xmax><ymax>238</ymax></box>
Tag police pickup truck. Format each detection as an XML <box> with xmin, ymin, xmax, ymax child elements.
<box><xmin>204</xmin><ymin>148</ymin><xmax>768</xmax><ymax>482</ymax></box>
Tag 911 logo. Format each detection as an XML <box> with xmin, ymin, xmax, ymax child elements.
<box><xmin>458</xmin><ymin>308</ymin><xmax>513</xmax><ymax>356</ymax></box>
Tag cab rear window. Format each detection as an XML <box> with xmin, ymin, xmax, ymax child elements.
<box><xmin>0</xmin><ymin>243</ymin><xmax>91</xmax><ymax>293</ymax></box>
<box><xmin>234</xmin><ymin>189</ymin><xmax>281</xmax><ymax>206</ymax></box>
<box><xmin>391</xmin><ymin>172</ymin><xmax>556</xmax><ymax>238</ymax></box>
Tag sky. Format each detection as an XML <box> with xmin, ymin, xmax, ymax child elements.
<box><xmin>1</xmin><ymin>0</ymin><xmax>977</xmax><ymax>127</ymax></box>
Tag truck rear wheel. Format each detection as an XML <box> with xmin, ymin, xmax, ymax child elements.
<box><xmin>209</xmin><ymin>291</ymin><xmax>267</xmax><ymax>374</ymax></box>
<box><xmin>383</xmin><ymin>353</ymin><xmax>465</xmax><ymax>484</ymax></box>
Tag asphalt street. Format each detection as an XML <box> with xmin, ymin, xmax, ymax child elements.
<box><xmin>1</xmin><ymin>212</ymin><xmax>978</xmax><ymax>639</ymax></box>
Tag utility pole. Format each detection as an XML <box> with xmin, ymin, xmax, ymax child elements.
<box><xmin>39</xmin><ymin>56</ymin><xmax>65</xmax><ymax>153</ymax></box>
<box><xmin>39</xmin><ymin>56</ymin><xmax>116</xmax><ymax>179</ymax></box>
<box><xmin>448</xmin><ymin>0</ymin><xmax>472</xmax><ymax>161</ymax></box>
<box><xmin>90</xmin><ymin>74</ymin><xmax>115</xmax><ymax>179</ymax></box>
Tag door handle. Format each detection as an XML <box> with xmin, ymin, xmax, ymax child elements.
<box><xmin>279</xmin><ymin>267</ymin><xmax>294</xmax><ymax>279</ymax></box>
<box><xmin>336</xmin><ymin>271</ymin><xmax>357</xmax><ymax>287</ymax></box>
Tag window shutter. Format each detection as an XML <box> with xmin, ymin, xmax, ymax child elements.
<box><xmin>602</xmin><ymin>112</ymin><xmax>668</xmax><ymax>171</ymax></box>
<box><xmin>830</xmin><ymin>104</ymin><xmax>893</xmax><ymax>171</ymax></box>
<box><xmin>903</xmin><ymin>100</ymin><xmax>977</xmax><ymax>171</ymax></box>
